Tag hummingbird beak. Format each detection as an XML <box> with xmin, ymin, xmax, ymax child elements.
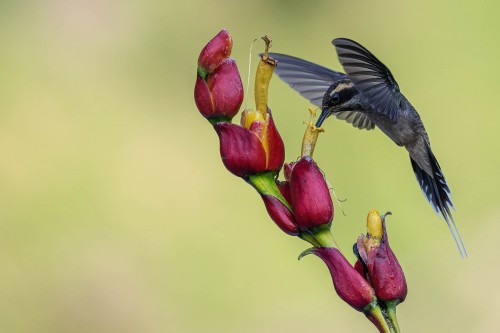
<box><xmin>315</xmin><ymin>108</ymin><xmax>330</xmax><ymax>127</ymax></box>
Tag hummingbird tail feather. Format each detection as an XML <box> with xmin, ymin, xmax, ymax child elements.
<box><xmin>410</xmin><ymin>147</ymin><xmax>467</xmax><ymax>257</ymax></box>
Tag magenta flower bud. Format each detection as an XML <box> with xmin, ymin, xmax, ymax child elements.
<box><xmin>198</xmin><ymin>29</ymin><xmax>232</xmax><ymax>74</ymax></box>
<box><xmin>194</xmin><ymin>58</ymin><xmax>243</xmax><ymax>121</ymax></box>
<box><xmin>300</xmin><ymin>247</ymin><xmax>375</xmax><ymax>311</ymax></box>
<box><xmin>369</xmin><ymin>240</ymin><xmax>407</xmax><ymax>303</ymax></box>
<box><xmin>356</xmin><ymin>212</ymin><xmax>407</xmax><ymax>304</ymax></box>
<box><xmin>214</xmin><ymin>109</ymin><xmax>284</xmax><ymax>178</ymax></box>
<box><xmin>288</xmin><ymin>156</ymin><xmax>333</xmax><ymax>228</ymax></box>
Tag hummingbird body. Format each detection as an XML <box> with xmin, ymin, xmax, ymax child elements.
<box><xmin>269</xmin><ymin>38</ymin><xmax>467</xmax><ymax>256</ymax></box>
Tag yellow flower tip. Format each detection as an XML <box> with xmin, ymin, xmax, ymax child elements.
<box><xmin>367</xmin><ymin>209</ymin><xmax>383</xmax><ymax>239</ymax></box>
<box><xmin>240</xmin><ymin>108</ymin><xmax>269</xmax><ymax>159</ymax></box>
<box><xmin>308</xmin><ymin>107</ymin><xmax>317</xmax><ymax>118</ymax></box>
<box><xmin>241</xmin><ymin>109</ymin><xmax>265</xmax><ymax>129</ymax></box>
<box><xmin>300</xmin><ymin>107</ymin><xmax>325</xmax><ymax>158</ymax></box>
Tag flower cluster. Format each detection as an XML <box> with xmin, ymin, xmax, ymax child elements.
<box><xmin>194</xmin><ymin>32</ymin><xmax>333</xmax><ymax>241</ymax></box>
<box><xmin>261</xmin><ymin>156</ymin><xmax>334</xmax><ymax>236</ymax></box>
<box><xmin>302</xmin><ymin>210</ymin><xmax>407</xmax><ymax>332</ymax></box>
<box><xmin>194</xmin><ymin>30</ymin><xmax>407</xmax><ymax>333</ymax></box>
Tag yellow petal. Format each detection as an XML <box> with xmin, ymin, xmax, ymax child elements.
<box><xmin>367</xmin><ymin>209</ymin><xmax>383</xmax><ymax>239</ymax></box>
<box><xmin>241</xmin><ymin>109</ymin><xmax>264</xmax><ymax>129</ymax></box>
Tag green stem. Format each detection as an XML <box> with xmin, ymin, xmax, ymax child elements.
<box><xmin>384</xmin><ymin>300</ymin><xmax>401</xmax><ymax>333</ymax></box>
<box><xmin>312</xmin><ymin>227</ymin><xmax>338</xmax><ymax>248</ymax></box>
<box><xmin>364</xmin><ymin>302</ymin><xmax>395</xmax><ymax>333</ymax></box>
<box><xmin>299</xmin><ymin>233</ymin><xmax>321</xmax><ymax>247</ymax></box>
<box><xmin>298</xmin><ymin>226</ymin><xmax>338</xmax><ymax>248</ymax></box>
<box><xmin>208</xmin><ymin>116</ymin><xmax>232</xmax><ymax>125</ymax></box>
<box><xmin>247</xmin><ymin>172</ymin><xmax>293</xmax><ymax>212</ymax></box>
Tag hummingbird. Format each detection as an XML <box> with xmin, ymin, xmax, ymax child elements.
<box><xmin>269</xmin><ymin>38</ymin><xmax>467</xmax><ymax>257</ymax></box>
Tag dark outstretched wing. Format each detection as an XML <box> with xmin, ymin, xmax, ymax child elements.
<box><xmin>268</xmin><ymin>53</ymin><xmax>374</xmax><ymax>130</ymax></box>
<box><xmin>335</xmin><ymin>111</ymin><xmax>375</xmax><ymax>130</ymax></box>
<box><xmin>333</xmin><ymin>38</ymin><xmax>409</xmax><ymax>124</ymax></box>
<box><xmin>411</xmin><ymin>142</ymin><xmax>467</xmax><ymax>257</ymax></box>
<box><xmin>268</xmin><ymin>53</ymin><xmax>348</xmax><ymax>107</ymax></box>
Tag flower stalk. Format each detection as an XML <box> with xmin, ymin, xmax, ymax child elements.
<box><xmin>365</xmin><ymin>303</ymin><xmax>395</xmax><ymax>333</ymax></box>
<box><xmin>194</xmin><ymin>30</ymin><xmax>407</xmax><ymax>333</ymax></box>
<box><xmin>254</xmin><ymin>35</ymin><xmax>276</xmax><ymax>116</ymax></box>
<box><xmin>247</xmin><ymin>172</ymin><xmax>293</xmax><ymax>213</ymax></box>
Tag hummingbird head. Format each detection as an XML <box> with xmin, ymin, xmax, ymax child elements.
<box><xmin>316</xmin><ymin>79</ymin><xmax>364</xmax><ymax>127</ymax></box>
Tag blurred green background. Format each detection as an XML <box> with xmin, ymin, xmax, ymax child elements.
<box><xmin>0</xmin><ymin>0</ymin><xmax>498</xmax><ymax>332</ymax></box>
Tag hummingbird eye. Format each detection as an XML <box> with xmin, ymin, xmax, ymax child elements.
<box><xmin>330</xmin><ymin>92</ymin><xmax>341</xmax><ymax>105</ymax></box>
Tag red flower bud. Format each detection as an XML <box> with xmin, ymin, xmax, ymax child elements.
<box><xmin>356</xmin><ymin>211</ymin><xmax>407</xmax><ymax>303</ymax></box>
<box><xmin>264</xmin><ymin>111</ymin><xmax>286</xmax><ymax>172</ymax></box>
<box><xmin>300</xmin><ymin>247</ymin><xmax>375</xmax><ymax>311</ymax></box>
<box><xmin>288</xmin><ymin>156</ymin><xmax>333</xmax><ymax>228</ymax></box>
<box><xmin>214</xmin><ymin>109</ymin><xmax>284</xmax><ymax>178</ymax></box>
<box><xmin>276</xmin><ymin>180</ymin><xmax>292</xmax><ymax>203</ymax></box>
<box><xmin>195</xmin><ymin>58</ymin><xmax>243</xmax><ymax>121</ymax></box>
<box><xmin>354</xmin><ymin>259</ymin><xmax>366</xmax><ymax>277</ymax></box>
<box><xmin>259</xmin><ymin>180</ymin><xmax>297</xmax><ymax>235</ymax></box>
<box><xmin>261</xmin><ymin>194</ymin><xmax>298</xmax><ymax>235</ymax></box>
<box><xmin>198</xmin><ymin>29</ymin><xmax>232</xmax><ymax>74</ymax></box>
<box><xmin>194</xmin><ymin>75</ymin><xmax>213</xmax><ymax>116</ymax></box>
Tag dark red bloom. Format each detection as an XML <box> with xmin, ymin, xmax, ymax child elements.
<box><xmin>287</xmin><ymin>156</ymin><xmax>333</xmax><ymax>228</ymax></box>
<box><xmin>301</xmin><ymin>247</ymin><xmax>375</xmax><ymax>311</ymax></box>
<box><xmin>214</xmin><ymin>109</ymin><xmax>284</xmax><ymax>178</ymax></box>
<box><xmin>194</xmin><ymin>58</ymin><xmax>243</xmax><ymax>121</ymax></box>
<box><xmin>356</xmin><ymin>211</ymin><xmax>407</xmax><ymax>303</ymax></box>
<box><xmin>198</xmin><ymin>29</ymin><xmax>232</xmax><ymax>74</ymax></box>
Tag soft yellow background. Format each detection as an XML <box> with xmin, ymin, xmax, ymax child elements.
<box><xmin>0</xmin><ymin>0</ymin><xmax>498</xmax><ymax>332</ymax></box>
